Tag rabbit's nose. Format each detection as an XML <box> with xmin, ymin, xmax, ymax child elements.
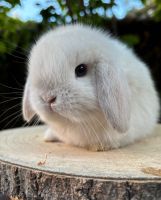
<box><xmin>41</xmin><ymin>96</ymin><xmax>56</xmax><ymax>105</ymax></box>
<box><xmin>47</xmin><ymin>96</ymin><xmax>57</xmax><ymax>104</ymax></box>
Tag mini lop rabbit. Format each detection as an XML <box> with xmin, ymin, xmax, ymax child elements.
<box><xmin>23</xmin><ymin>24</ymin><xmax>159</xmax><ymax>151</ymax></box>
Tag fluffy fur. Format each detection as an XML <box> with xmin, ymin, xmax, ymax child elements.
<box><xmin>22</xmin><ymin>24</ymin><xmax>160</xmax><ymax>151</ymax></box>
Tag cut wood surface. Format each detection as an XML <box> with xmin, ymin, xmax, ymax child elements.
<box><xmin>0</xmin><ymin>125</ymin><xmax>161</xmax><ymax>199</ymax></box>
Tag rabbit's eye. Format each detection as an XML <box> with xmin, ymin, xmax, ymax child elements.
<box><xmin>75</xmin><ymin>64</ymin><xmax>88</xmax><ymax>77</ymax></box>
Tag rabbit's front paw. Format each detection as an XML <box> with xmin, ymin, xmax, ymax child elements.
<box><xmin>44</xmin><ymin>128</ymin><xmax>60</xmax><ymax>142</ymax></box>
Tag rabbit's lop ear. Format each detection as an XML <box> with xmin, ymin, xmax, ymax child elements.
<box><xmin>96</xmin><ymin>61</ymin><xmax>131</xmax><ymax>133</ymax></box>
<box><xmin>22</xmin><ymin>81</ymin><xmax>35</xmax><ymax>122</ymax></box>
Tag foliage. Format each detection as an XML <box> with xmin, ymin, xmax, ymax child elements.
<box><xmin>120</xmin><ymin>34</ymin><xmax>140</xmax><ymax>47</ymax></box>
<box><xmin>0</xmin><ymin>12</ymin><xmax>43</xmax><ymax>57</ymax></box>
<box><xmin>141</xmin><ymin>0</ymin><xmax>161</xmax><ymax>21</ymax></box>
<box><xmin>0</xmin><ymin>0</ymin><xmax>161</xmax><ymax>129</ymax></box>
<box><xmin>0</xmin><ymin>15</ymin><xmax>24</xmax><ymax>54</ymax></box>
<box><xmin>153</xmin><ymin>0</ymin><xmax>161</xmax><ymax>21</ymax></box>
<box><xmin>39</xmin><ymin>0</ymin><xmax>116</xmax><ymax>25</ymax></box>
<box><xmin>1</xmin><ymin>0</ymin><xmax>161</xmax><ymax>24</ymax></box>
<box><xmin>0</xmin><ymin>5</ymin><xmax>42</xmax><ymax>129</ymax></box>
<box><xmin>0</xmin><ymin>0</ymin><xmax>119</xmax><ymax>60</ymax></box>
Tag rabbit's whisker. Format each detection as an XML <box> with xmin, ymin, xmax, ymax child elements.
<box><xmin>0</xmin><ymin>83</ymin><xmax>24</xmax><ymax>91</ymax></box>
<box><xmin>0</xmin><ymin>97</ymin><xmax>22</xmax><ymax>105</ymax></box>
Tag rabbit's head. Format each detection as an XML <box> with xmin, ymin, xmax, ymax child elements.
<box><xmin>23</xmin><ymin>24</ymin><xmax>131</xmax><ymax>133</ymax></box>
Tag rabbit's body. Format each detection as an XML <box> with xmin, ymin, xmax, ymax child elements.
<box><xmin>23</xmin><ymin>24</ymin><xmax>159</xmax><ymax>151</ymax></box>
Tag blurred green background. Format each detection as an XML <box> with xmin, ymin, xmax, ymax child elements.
<box><xmin>0</xmin><ymin>0</ymin><xmax>161</xmax><ymax>129</ymax></box>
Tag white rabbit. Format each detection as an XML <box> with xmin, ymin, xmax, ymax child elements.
<box><xmin>22</xmin><ymin>24</ymin><xmax>160</xmax><ymax>151</ymax></box>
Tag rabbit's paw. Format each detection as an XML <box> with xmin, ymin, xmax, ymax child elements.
<box><xmin>44</xmin><ymin>128</ymin><xmax>60</xmax><ymax>142</ymax></box>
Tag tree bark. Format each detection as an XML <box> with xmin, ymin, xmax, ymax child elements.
<box><xmin>0</xmin><ymin>125</ymin><xmax>161</xmax><ymax>200</ymax></box>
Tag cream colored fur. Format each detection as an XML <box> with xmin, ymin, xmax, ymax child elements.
<box><xmin>22</xmin><ymin>24</ymin><xmax>160</xmax><ymax>151</ymax></box>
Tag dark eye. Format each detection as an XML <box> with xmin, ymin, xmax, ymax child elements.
<box><xmin>75</xmin><ymin>64</ymin><xmax>88</xmax><ymax>77</ymax></box>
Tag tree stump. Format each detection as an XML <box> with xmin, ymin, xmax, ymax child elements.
<box><xmin>0</xmin><ymin>125</ymin><xmax>161</xmax><ymax>200</ymax></box>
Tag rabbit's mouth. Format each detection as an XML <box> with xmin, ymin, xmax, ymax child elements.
<box><xmin>36</xmin><ymin>93</ymin><xmax>100</xmax><ymax>124</ymax></box>
<box><xmin>55</xmin><ymin>108</ymin><xmax>101</xmax><ymax>124</ymax></box>
<box><xmin>42</xmin><ymin>105</ymin><xmax>91</xmax><ymax>123</ymax></box>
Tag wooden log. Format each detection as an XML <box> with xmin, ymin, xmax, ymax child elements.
<box><xmin>0</xmin><ymin>125</ymin><xmax>161</xmax><ymax>200</ymax></box>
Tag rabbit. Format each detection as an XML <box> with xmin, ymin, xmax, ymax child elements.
<box><xmin>22</xmin><ymin>24</ymin><xmax>160</xmax><ymax>151</ymax></box>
